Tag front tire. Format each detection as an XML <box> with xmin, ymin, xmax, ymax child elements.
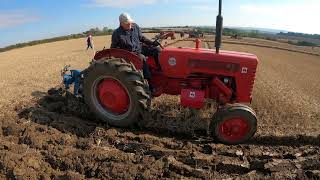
<box><xmin>83</xmin><ymin>58</ymin><xmax>151</xmax><ymax>127</ymax></box>
<box><xmin>210</xmin><ymin>104</ymin><xmax>257</xmax><ymax>145</ymax></box>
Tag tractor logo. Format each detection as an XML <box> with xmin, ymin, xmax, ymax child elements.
<box><xmin>168</xmin><ymin>57</ymin><xmax>177</xmax><ymax>66</ymax></box>
<box><xmin>241</xmin><ymin>67</ymin><xmax>248</xmax><ymax>74</ymax></box>
<box><xmin>189</xmin><ymin>91</ymin><xmax>196</xmax><ymax>98</ymax></box>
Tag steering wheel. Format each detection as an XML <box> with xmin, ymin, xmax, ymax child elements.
<box><xmin>153</xmin><ymin>38</ymin><xmax>164</xmax><ymax>49</ymax></box>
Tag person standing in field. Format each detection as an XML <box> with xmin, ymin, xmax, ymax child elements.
<box><xmin>86</xmin><ymin>34</ymin><xmax>94</xmax><ymax>50</ymax></box>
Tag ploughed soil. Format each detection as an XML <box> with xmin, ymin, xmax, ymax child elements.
<box><xmin>3</xmin><ymin>90</ymin><xmax>319</xmax><ymax>179</ymax></box>
<box><xmin>0</xmin><ymin>36</ymin><xmax>319</xmax><ymax>179</ymax></box>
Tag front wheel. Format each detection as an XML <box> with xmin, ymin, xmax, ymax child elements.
<box><xmin>210</xmin><ymin>104</ymin><xmax>257</xmax><ymax>145</ymax></box>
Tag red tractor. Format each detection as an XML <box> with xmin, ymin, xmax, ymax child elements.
<box><xmin>62</xmin><ymin>0</ymin><xmax>259</xmax><ymax>145</ymax></box>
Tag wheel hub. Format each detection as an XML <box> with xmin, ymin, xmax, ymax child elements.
<box><xmin>219</xmin><ymin>118</ymin><xmax>250</xmax><ymax>142</ymax></box>
<box><xmin>97</xmin><ymin>78</ymin><xmax>130</xmax><ymax>115</ymax></box>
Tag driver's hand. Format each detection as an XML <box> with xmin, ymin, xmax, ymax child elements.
<box><xmin>152</xmin><ymin>40</ymin><xmax>161</xmax><ymax>47</ymax></box>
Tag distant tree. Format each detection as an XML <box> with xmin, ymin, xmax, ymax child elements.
<box><xmin>248</xmin><ymin>30</ymin><xmax>259</xmax><ymax>38</ymax></box>
<box><xmin>103</xmin><ymin>27</ymin><xmax>108</xmax><ymax>32</ymax></box>
<box><xmin>88</xmin><ymin>28</ymin><xmax>96</xmax><ymax>34</ymax></box>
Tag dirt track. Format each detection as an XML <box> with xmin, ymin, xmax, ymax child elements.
<box><xmin>0</xmin><ymin>35</ymin><xmax>320</xmax><ymax>179</ymax></box>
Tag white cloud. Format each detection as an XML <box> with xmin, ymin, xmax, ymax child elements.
<box><xmin>92</xmin><ymin>0</ymin><xmax>159</xmax><ymax>8</ymax></box>
<box><xmin>239</xmin><ymin>1</ymin><xmax>320</xmax><ymax>34</ymax></box>
<box><xmin>0</xmin><ymin>10</ymin><xmax>39</xmax><ymax>29</ymax></box>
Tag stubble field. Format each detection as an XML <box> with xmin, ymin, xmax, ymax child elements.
<box><xmin>0</xmin><ymin>34</ymin><xmax>319</xmax><ymax>179</ymax></box>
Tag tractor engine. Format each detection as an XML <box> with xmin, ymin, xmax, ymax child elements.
<box><xmin>149</xmin><ymin>43</ymin><xmax>258</xmax><ymax>109</ymax></box>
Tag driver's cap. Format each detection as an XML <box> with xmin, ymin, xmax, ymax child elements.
<box><xmin>119</xmin><ymin>13</ymin><xmax>134</xmax><ymax>24</ymax></box>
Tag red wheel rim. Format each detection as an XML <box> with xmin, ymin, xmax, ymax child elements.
<box><xmin>218</xmin><ymin>117</ymin><xmax>251</xmax><ymax>142</ymax></box>
<box><xmin>97</xmin><ymin>78</ymin><xmax>130</xmax><ymax>115</ymax></box>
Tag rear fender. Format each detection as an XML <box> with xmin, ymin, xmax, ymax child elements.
<box><xmin>94</xmin><ymin>48</ymin><xmax>143</xmax><ymax>69</ymax></box>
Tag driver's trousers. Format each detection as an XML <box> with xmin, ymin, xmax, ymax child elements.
<box><xmin>137</xmin><ymin>46</ymin><xmax>161</xmax><ymax>80</ymax></box>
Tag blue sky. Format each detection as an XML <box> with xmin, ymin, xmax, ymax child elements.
<box><xmin>0</xmin><ymin>0</ymin><xmax>319</xmax><ymax>47</ymax></box>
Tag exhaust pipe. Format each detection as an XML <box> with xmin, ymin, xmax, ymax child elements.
<box><xmin>215</xmin><ymin>0</ymin><xmax>223</xmax><ymax>54</ymax></box>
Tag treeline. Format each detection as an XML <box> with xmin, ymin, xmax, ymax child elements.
<box><xmin>278</xmin><ymin>32</ymin><xmax>320</xmax><ymax>40</ymax></box>
<box><xmin>288</xmin><ymin>41</ymin><xmax>318</xmax><ymax>47</ymax></box>
<box><xmin>0</xmin><ymin>34</ymin><xmax>85</xmax><ymax>53</ymax></box>
<box><xmin>2</xmin><ymin>26</ymin><xmax>319</xmax><ymax>53</ymax></box>
<box><xmin>84</xmin><ymin>27</ymin><xmax>114</xmax><ymax>36</ymax></box>
<box><xmin>222</xmin><ymin>28</ymin><xmax>261</xmax><ymax>38</ymax></box>
<box><xmin>194</xmin><ymin>27</ymin><xmax>215</xmax><ymax>34</ymax></box>
<box><xmin>194</xmin><ymin>27</ymin><xmax>261</xmax><ymax>38</ymax></box>
<box><xmin>0</xmin><ymin>27</ymin><xmax>114</xmax><ymax>53</ymax></box>
<box><xmin>217</xmin><ymin>28</ymin><xmax>318</xmax><ymax>47</ymax></box>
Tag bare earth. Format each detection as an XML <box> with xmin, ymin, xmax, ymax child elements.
<box><xmin>0</xmin><ymin>34</ymin><xmax>319</xmax><ymax>179</ymax></box>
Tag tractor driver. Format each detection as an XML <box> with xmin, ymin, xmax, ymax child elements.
<box><xmin>111</xmin><ymin>13</ymin><xmax>162</xmax><ymax>85</ymax></box>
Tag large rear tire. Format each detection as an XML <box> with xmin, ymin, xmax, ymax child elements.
<box><xmin>210</xmin><ymin>104</ymin><xmax>257</xmax><ymax>145</ymax></box>
<box><xmin>83</xmin><ymin>58</ymin><xmax>151</xmax><ymax>127</ymax></box>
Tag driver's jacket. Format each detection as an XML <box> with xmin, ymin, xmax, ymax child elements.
<box><xmin>111</xmin><ymin>23</ymin><xmax>153</xmax><ymax>54</ymax></box>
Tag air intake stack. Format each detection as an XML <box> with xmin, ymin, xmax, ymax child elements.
<box><xmin>215</xmin><ymin>0</ymin><xmax>223</xmax><ymax>53</ymax></box>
